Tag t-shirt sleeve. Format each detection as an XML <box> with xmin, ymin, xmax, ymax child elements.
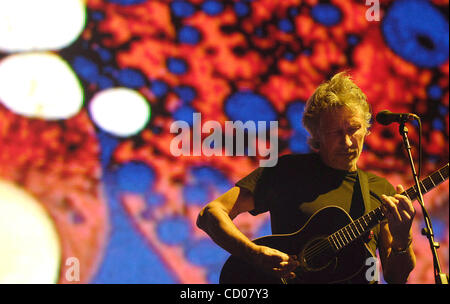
<box><xmin>368</xmin><ymin>173</ymin><xmax>397</xmax><ymax>202</ymax></box>
<box><xmin>235</xmin><ymin>166</ymin><xmax>275</xmax><ymax>216</ymax></box>
<box><xmin>383</xmin><ymin>179</ymin><xmax>396</xmax><ymax>196</ymax></box>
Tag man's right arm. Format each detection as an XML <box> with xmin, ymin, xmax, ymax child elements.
<box><xmin>196</xmin><ymin>186</ymin><xmax>258</xmax><ymax>259</ymax></box>
<box><xmin>196</xmin><ymin>186</ymin><xmax>299</xmax><ymax>279</ymax></box>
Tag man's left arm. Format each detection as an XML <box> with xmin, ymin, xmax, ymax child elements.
<box><xmin>379</xmin><ymin>185</ymin><xmax>416</xmax><ymax>284</ymax></box>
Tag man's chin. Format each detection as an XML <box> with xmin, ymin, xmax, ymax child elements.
<box><xmin>333</xmin><ymin>159</ymin><xmax>357</xmax><ymax>172</ymax></box>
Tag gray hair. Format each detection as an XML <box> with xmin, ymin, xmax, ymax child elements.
<box><xmin>302</xmin><ymin>72</ymin><xmax>372</xmax><ymax>150</ymax></box>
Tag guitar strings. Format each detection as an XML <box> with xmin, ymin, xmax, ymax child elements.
<box><xmin>303</xmin><ymin>227</ymin><xmax>349</xmax><ymax>260</ymax></box>
<box><xmin>302</xmin><ymin>239</ymin><xmax>331</xmax><ymax>261</ymax></box>
<box><xmin>303</xmin><ymin>223</ymin><xmax>367</xmax><ymax>260</ymax></box>
<box><xmin>302</xmin><ymin>219</ymin><xmax>373</xmax><ymax>260</ymax></box>
<box><xmin>302</xmin><ymin>216</ymin><xmax>370</xmax><ymax>260</ymax></box>
<box><xmin>302</xmin><ymin>225</ymin><xmax>357</xmax><ymax>260</ymax></box>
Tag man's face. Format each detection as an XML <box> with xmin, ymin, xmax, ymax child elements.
<box><xmin>316</xmin><ymin>107</ymin><xmax>368</xmax><ymax>172</ymax></box>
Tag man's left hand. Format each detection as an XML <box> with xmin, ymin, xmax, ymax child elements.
<box><xmin>381</xmin><ymin>185</ymin><xmax>416</xmax><ymax>248</ymax></box>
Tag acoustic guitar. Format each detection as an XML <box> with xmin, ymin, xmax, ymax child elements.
<box><xmin>219</xmin><ymin>163</ymin><xmax>449</xmax><ymax>284</ymax></box>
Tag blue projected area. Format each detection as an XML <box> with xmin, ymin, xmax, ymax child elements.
<box><xmin>286</xmin><ymin>102</ymin><xmax>310</xmax><ymax>153</ymax></box>
<box><xmin>117</xmin><ymin>69</ymin><xmax>147</xmax><ymax>88</ymax></box>
<box><xmin>183</xmin><ymin>166</ymin><xmax>232</xmax><ymax>205</ymax></box>
<box><xmin>225</xmin><ymin>91</ymin><xmax>277</xmax><ymax>124</ymax></box>
<box><xmin>202</xmin><ymin>0</ymin><xmax>224</xmax><ymax>16</ymax></box>
<box><xmin>72</xmin><ymin>56</ymin><xmax>100</xmax><ymax>83</ymax></box>
<box><xmin>157</xmin><ymin>216</ymin><xmax>191</xmax><ymax>245</ymax></box>
<box><xmin>151</xmin><ymin>80</ymin><xmax>169</xmax><ymax>98</ymax></box>
<box><xmin>382</xmin><ymin>0</ymin><xmax>449</xmax><ymax>68</ymax></box>
<box><xmin>234</xmin><ymin>2</ymin><xmax>250</xmax><ymax>17</ymax></box>
<box><xmin>171</xmin><ymin>1</ymin><xmax>196</xmax><ymax>18</ymax></box>
<box><xmin>191</xmin><ymin>166</ymin><xmax>232</xmax><ymax>193</ymax></box>
<box><xmin>428</xmin><ymin>84</ymin><xmax>443</xmax><ymax>100</ymax></box>
<box><xmin>72</xmin><ymin>55</ymin><xmax>115</xmax><ymax>89</ymax></box>
<box><xmin>106</xmin><ymin>0</ymin><xmax>147</xmax><ymax>5</ymax></box>
<box><xmin>185</xmin><ymin>238</ymin><xmax>229</xmax><ymax>269</ymax></box>
<box><xmin>311</xmin><ymin>3</ymin><xmax>342</xmax><ymax>26</ymax></box>
<box><xmin>183</xmin><ymin>184</ymin><xmax>209</xmax><ymax>205</ymax></box>
<box><xmin>174</xmin><ymin>85</ymin><xmax>197</xmax><ymax>104</ymax></box>
<box><xmin>173</xmin><ymin>104</ymin><xmax>196</xmax><ymax>126</ymax></box>
<box><xmin>167</xmin><ymin>57</ymin><xmax>189</xmax><ymax>74</ymax></box>
<box><xmin>92</xmin><ymin>176</ymin><xmax>175</xmax><ymax>283</ymax></box>
<box><xmin>93</xmin><ymin>132</ymin><xmax>175</xmax><ymax>283</ymax></box>
<box><xmin>116</xmin><ymin>161</ymin><xmax>156</xmax><ymax>194</ymax></box>
<box><xmin>278</xmin><ymin>19</ymin><xmax>294</xmax><ymax>33</ymax></box>
<box><xmin>178</xmin><ymin>26</ymin><xmax>201</xmax><ymax>45</ymax></box>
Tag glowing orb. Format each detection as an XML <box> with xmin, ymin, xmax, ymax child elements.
<box><xmin>0</xmin><ymin>180</ymin><xmax>61</xmax><ymax>283</ymax></box>
<box><xmin>0</xmin><ymin>0</ymin><xmax>86</xmax><ymax>52</ymax></box>
<box><xmin>0</xmin><ymin>52</ymin><xmax>84</xmax><ymax>120</ymax></box>
<box><xmin>89</xmin><ymin>87</ymin><xmax>151</xmax><ymax>137</ymax></box>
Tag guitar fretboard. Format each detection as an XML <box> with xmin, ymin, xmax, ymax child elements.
<box><xmin>328</xmin><ymin>163</ymin><xmax>449</xmax><ymax>252</ymax></box>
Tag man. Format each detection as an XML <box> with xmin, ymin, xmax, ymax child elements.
<box><xmin>196</xmin><ymin>72</ymin><xmax>416</xmax><ymax>283</ymax></box>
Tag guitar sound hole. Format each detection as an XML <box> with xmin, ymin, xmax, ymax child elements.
<box><xmin>300</xmin><ymin>237</ymin><xmax>334</xmax><ymax>271</ymax></box>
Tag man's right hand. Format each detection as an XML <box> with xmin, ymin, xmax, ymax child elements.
<box><xmin>251</xmin><ymin>245</ymin><xmax>300</xmax><ymax>279</ymax></box>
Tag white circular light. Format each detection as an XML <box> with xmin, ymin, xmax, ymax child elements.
<box><xmin>0</xmin><ymin>180</ymin><xmax>61</xmax><ymax>284</ymax></box>
<box><xmin>0</xmin><ymin>0</ymin><xmax>86</xmax><ymax>52</ymax></box>
<box><xmin>0</xmin><ymin>52</ymin><xmax>84</xmax><ymax>120</ymax></box>
<box><xmin>89</xmin><ymin>87</ymin><xmax>151</xmax><ymax>137</ymax></box>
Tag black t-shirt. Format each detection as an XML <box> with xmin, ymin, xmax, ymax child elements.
<box><xmin>236</xmin><ymin>153</ymin><xmax>396</xmax><ymax>256</ymax></box>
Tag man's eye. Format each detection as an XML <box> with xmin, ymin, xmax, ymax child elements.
<box><xmin>327</xmin><ymin>130</ymin><xmax>340</xmax><ymax>135</ymax></box>
<box><xmin>348</xmin><ymin>127</ymin><xmax>361</xmax><ymax>134</ymax></box>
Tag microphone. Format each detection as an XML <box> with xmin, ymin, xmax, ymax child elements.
<box><xmin>375</xmin><ymin>110</ymin><xmax>417</xmax><ymax>126</ymax></box>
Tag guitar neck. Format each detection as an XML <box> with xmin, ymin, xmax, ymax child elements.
<box><xmin>328</xmin><ymin>163</ymin><xmax>449</xmax><ymax>251</ymax></box>
<box><xmin>403</xmin><ymin>163</ymin><xmax>449</xmax><ymax>201</ymax></box>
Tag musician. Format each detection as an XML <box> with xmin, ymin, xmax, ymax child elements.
<box><xmin>196</xmin><ymin>72</ymin><xmax>416</xmax><ymax>283</ymax></box>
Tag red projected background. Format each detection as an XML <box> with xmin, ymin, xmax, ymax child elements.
<box><xmin>0</xmin><ymin>0</ymin><xmax>448</xmax><ymax>284</ymax></box>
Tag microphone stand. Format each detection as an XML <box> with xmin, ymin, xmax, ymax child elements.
<box><xmin>399</xmin><ymin>119</ymin><xmax>448</xmax><ymax>284</ymax></box>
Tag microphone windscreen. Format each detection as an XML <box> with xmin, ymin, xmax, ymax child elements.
<box><xmin>375</xmin><ymin>110</ymin><xmax>393</xmax><ymax>125</ymax></box>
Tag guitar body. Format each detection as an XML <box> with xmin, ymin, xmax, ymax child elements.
<box><xmin>220</xmin><ymin>206</ymin><xmax>375</xmax><ymax>284</ymax></box>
